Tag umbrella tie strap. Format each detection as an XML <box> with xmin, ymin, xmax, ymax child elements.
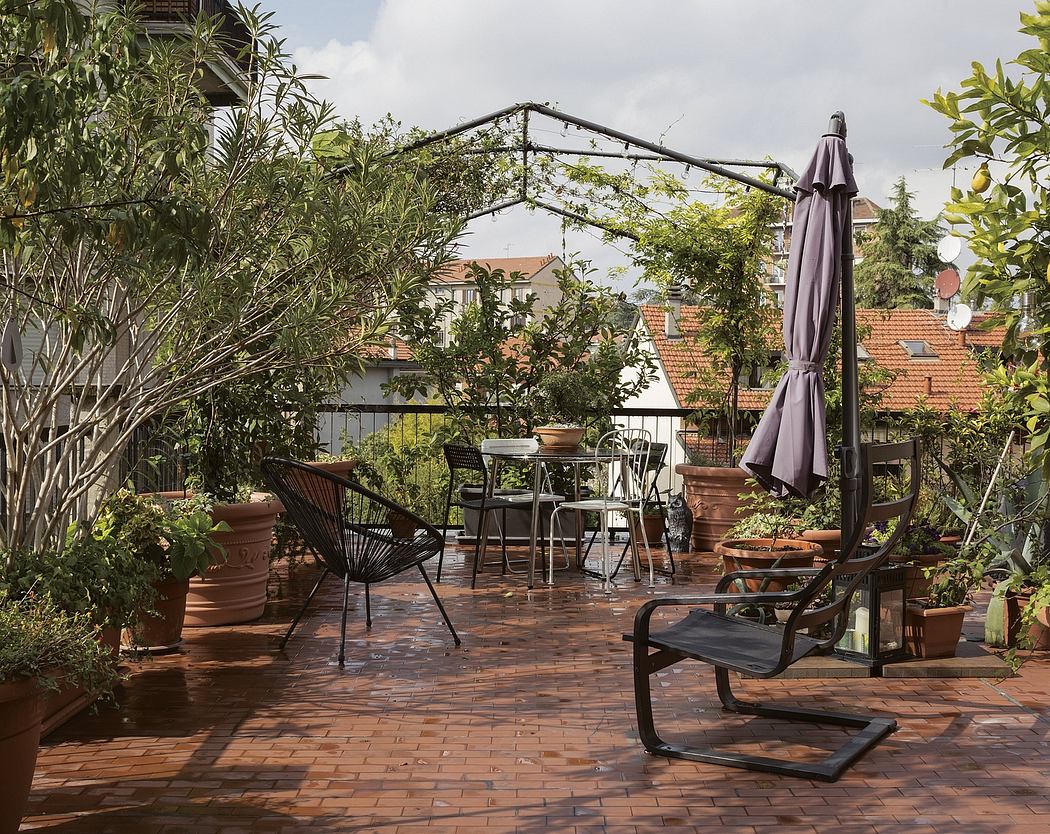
<box><xmin>788</xmin><ymin>359</ymin><xmax>820</xmax><ymax>373</ymax></box>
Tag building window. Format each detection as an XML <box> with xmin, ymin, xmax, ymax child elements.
<box><xmin>857</xmin><ymin>343</ymin><xmax>873</xmax><ymax>362</ymax></box>
<box><xmin>899</xmin><ymin>340</ymin><xmax>938</xmax><ymax>359</ymax></box>
<box><xmin>463</xmin><ymin>288</ymin><xmax>477</xmax><ymax>306</ymax></box>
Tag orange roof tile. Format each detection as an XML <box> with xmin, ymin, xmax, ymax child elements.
<box><xmin>640</xmin><ymin>305</ymin><xmax>989</xmax><ymax>414</ymax></box>
<box><xmin>432</xmin><ymin>255</ymin><xmax>558</xmax><ymax>284</ymax></box>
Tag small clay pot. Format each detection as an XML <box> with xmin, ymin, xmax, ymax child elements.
<box><xmin>904</xmin><ymin>602</ymin><xmax>970</xmax><ymax>659</ymax></box>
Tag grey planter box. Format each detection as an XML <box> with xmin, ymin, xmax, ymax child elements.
<box><xmin>456</xmin><ymin>485</ymin><xmax>586</xmax><ymax>544</ymax></box>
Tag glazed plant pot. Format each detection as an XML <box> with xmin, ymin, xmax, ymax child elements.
<box><xmin>715</xmin><ymin>538</ymin><xmax>821</xmax><ymax>593</ymax></box>
<box><xmin>124</xmin><ymin>576</ymin><xmax>190</xmax><ymax>652</ymax></box>
<box><xmin>185</xmin><ymin>498</ymin><xmax>283</xmax><ymax>628</ymax></box>
<box><xmin>0</xmin><ymin>677</ymin><xmax>44</xmax><ymax>834</ymax></box>
<box><xmin>675</xmin><ymin>464</ymin><xmax>754</xmax><ymax>552</ymax></box>
<box><xmin>534</xmin><ymin>426</ymin><xmax>585</xmax><ymax>451</ymax></box>
<box><xmin>904</xmin><ymin>602</ymin><xmax>970</xmax><ymax>659</ymax></box>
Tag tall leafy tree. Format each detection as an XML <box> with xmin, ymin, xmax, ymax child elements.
<box><xmin>854</xmin><ymin>177</ymin><xmax>944</xmax><ymax>309</ymax></box>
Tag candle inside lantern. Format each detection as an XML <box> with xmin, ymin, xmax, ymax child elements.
<box><xmin>853</xmin><ymin>606</ymin><xmax>869</xmax><ymax>653</ymax></box>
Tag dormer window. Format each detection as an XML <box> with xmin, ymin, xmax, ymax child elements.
<box><xmin>857</xmin><ymin>343</ymin><xmax>872</xmax><ymax>362</ymax></box>
<box><xmin>899</xmin><ymin>340</ymin><xmax>938</xmax><ymax>359</ymax></box>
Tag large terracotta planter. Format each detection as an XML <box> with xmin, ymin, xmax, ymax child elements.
<box><xmin>800</xmin><ymin>529</ymin><xmax>841</xmax><ymax>563</ymax></box>
<box><xmin>676</xmin><ymin>464</ymin><xmax>753</xmax><ymax>552</ymax></box>
<box><xmin>307</xmin><ymin>459</ymin><xmax>357</xmax><ymax>479</ymax></box>
<box><xmin>40</xmin><ymin>626</ymin><xmax>120</xmax><ymax>738</ymax></box>
<box><xmin>124</xmin><ymin>576</ymin><xmax>190</xmax><ymax>652</ymax></box>
<box><xmin>534</xmin><ymin>426</ymin><xmax>585</xmax><ymax>450</ymax></box>
<box><xmin>904</xmin><ymin>602</ymin><xmax>969</xmax><ymax>659</ymax></box>
<box><xmin>715</xmin><ymin>538</ymin><xmax>821</xmax><ymax>592</ymax></box>
<box><xmin>185</xmin><ymin>498</ymin><xmax>282</xmax><ymax>627</ymax></box>
<box><xmin>1005</xmin><ymin>591</ymin><xmax>1050</xmax><ymax>650</ymax></box>
<box><xmin>0</xmin><ymin>677</ymin><xmax>44</xmax><ymax>834</ymax></box>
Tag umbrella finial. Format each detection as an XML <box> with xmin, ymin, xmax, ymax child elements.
<box><xmin>826</xmin><ymin>111</ymin><xmax>847</xmax><ymax>138</ymax></box>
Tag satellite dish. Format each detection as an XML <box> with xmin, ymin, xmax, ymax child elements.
<box><xmin>935</xmin><ymin>268</ymin><xmax>961</xmax><ymax>300</ymax></box>
<box><xmin>947</xmin><ymin>303</ymin><xmax>973</xmax><ymax>332</ymax></box>
<box><xmin>937</xmin><ymin>235</ymin><xmax>962</xmax><ymax>263</ymax></box>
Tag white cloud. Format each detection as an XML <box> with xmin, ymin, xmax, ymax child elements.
<box><xmin>291</xmin><ymin>0</ymin><xmax>1032</xmax><ymax>285</ymax></box>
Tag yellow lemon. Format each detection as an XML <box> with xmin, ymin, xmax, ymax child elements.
<box><xmin>972</xmin><ymin>162</ymin><xmax>991</xmax><ymax>194</ymax></box>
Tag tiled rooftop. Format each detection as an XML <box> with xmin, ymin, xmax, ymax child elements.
<box><xmin>640</xmin><ymin>305</ymin><xmax>994</xmax><ymax>413</ymax></box>
<box><xmin>22</xmin><ymin>543</ymin><xmax>1050</xmax><ymax>833</ymax></box>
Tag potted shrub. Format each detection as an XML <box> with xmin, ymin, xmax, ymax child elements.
<box><xmin>637</xmin><ymin>502</ymin><xmax>666</xmax><ymax>545</ymax></box>
<box><xmin>531</xmin><ymin>368</ymin><xmax>593</xmax><ymax>451</ymax></box>
<box><xmin>91</xmin><ymin>491</ymin><xmax>229</xmax><ymax>651</ymax></box>
<box><xmin>718</xmin><ymin>510</ymin><xmax>821</xmax><ymax>593</ymax></box>
<box><xmin>0</xmin><ymin>592</ymin><xmax>120</xmax><ymax>833</ymax></box>
<box><xmin>904</xmin><ymin>560</ymin><xmax>974</xmax><ymax>659</ymax></box>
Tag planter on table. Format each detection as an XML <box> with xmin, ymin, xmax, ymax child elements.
<box><xmin>0</xmin><ymin>677</ymin><xmax>44</xmax><ymax>834</ymax></box>
<box><xmin>185</xmin><ymin>496</ymin><xmax>283</xmax><ymax>628</ymax></box>
<box><xmin>714</xmin><ymin>538</ymin><xmax>821</xmax><ymax>593</ymax></box>
<box><xmin>533</xmin><ymin>426</ymin><xmax>585</xmax><ymax>451</ymax></box>
<box><xmin>675</xmin><ymin>465</ymin><xmax>754</xmax><ymax>552</ymax></box>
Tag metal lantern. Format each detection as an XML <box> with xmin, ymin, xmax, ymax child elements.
<box><xmin>833</xmin><ymin>563</ymin><xmax>909</xmax><ymax>669</ymax></box>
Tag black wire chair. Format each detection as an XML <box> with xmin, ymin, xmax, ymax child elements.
<box><xmin>626</xmin><ymin>439</ymin><xmax>921</xmax><ymax>782</ymax></box>
<box><xmin>262</xmin><ymin>458</ymin><xmax>460</xmax><ymax>665</ymax></box>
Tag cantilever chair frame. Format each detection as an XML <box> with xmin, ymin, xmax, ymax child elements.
<box><xmin>261</xmin><ymin>458</ymin><xmax>461</xmax><ymax>666</ymax></box>
<box><xmin>627</xmin><ymin>439</ymin><xmax>921</xmax><ymax>782</ymax></box>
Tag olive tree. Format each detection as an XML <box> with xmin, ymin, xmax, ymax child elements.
<box><xmin>0</xmin><ymin>2</ymin><xmax>457</xmax><ymax>552</ymax></box>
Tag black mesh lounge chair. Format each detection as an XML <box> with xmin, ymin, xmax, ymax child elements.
<box><xmin>626</xmin><ymin>439</ymin><xmax>920</xmax><ymax>782</ymax></box>
<box><xmin>262</xmin><ymin>458</ymin><xmax>460</xmax><ymax>665</ymax></box>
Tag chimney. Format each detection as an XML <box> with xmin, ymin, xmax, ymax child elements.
<box><xmin>957</xmin><ymin>329</ymin><xmax>967</xmax><ymax>347</ymax></box>
<box><xmin>924</xmin><ymin>375</ymin><xmax>933</xmax><ymax>395</ymax></box>
<box><xmin>665</xmin><ymin>285</ymin><xmax>683</xmax><ymax>339</ymax></box>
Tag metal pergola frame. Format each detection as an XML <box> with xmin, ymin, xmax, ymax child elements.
<box><xmin>380</xmin><ymin>101</ymin><xmax>861</xmax><ymax>550</ymax></box>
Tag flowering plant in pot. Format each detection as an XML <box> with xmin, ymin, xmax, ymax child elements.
<box><xmin>0</xmin><ymin>592</ymin><xmax>120</xmax><ymax>833</ymax></box>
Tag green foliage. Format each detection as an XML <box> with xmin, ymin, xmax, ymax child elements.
<box><xmin>0</xmin><ymin>1</ymin><xmax>459</xmax><ymax>552</ymax></box>
<box><xmin>390</xmin><ymin>258</ymin><xmax>656</xmax><ymax>438</ymax></box>
<box><xmin>925</xmin><ymin>3</ymin><xmax>1050</xmax><ymax>468</ymax></box>
<box><xmin>92</xmin><ymin>490</ymin><xmax>229</xmax><ymax>582</ymax></box>
<box><xmin>0</xmin><ymin>592</ymin><xmax>120</xmax><ymax>695</ymax></box>
<box><xmin>854</xmin><ymin>178</ymin><xmax>944</xmax><ymax>309</ymax></box>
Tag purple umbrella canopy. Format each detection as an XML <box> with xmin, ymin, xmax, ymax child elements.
<box><xmin>739</xmin><ymin>133</ymin><xmax>858</xmax><ymax>498</ymax></box>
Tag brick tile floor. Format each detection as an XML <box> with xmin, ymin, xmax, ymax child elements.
<box><xmin>22</xmin><ymin>544</ymin><xmax>1050</xmax><ymax>833</ymax></box>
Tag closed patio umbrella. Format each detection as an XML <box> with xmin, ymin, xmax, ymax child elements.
<box><xmin>739</xmin><ymin>117</ymin><xmax>858</xmax><ymax>499</ymax></box>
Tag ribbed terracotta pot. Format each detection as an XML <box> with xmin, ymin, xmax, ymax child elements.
<box><xmin>676</xmin><ymin>465</ymin><xmax>754</xmax><ymax>552</ymax></box>
<box><xmin>40</xmin><ymin>626</ymin><xmax>119</xmax><ymax>738</ymax></box>
<box><xmin>904</xmin><ymin>603</ymin><xmax>969</xmax><ymax>659</ymax></box>
<box><xmin>124</xmin><ymin>576</ymin><xmax>190</xmax><ymax>651</ymax></box>
<box><xmin>0</xmin><ymin>677</ymin><xmax>43</xmax><ymax>834</ymax></box>
<box><xmin>185</xmin><ymin>499</ymin><xmax>282</xmax><ymax>627</ymax></box>
<box><xmin>715</xmin><ymin>538</ymin><xmax>821</xmax><ymax>592</ymax></box>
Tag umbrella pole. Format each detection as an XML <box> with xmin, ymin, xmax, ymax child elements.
<box><xmin>833</xmin><ymin>113</ymin><xmax>862</xmax><ymax>549</ymax></box>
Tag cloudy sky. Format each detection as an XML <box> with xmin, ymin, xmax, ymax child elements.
<box><xmin>259</xmin><ymin>0</ymin><xmax>1030</xmax><ymax>287</ymax></box>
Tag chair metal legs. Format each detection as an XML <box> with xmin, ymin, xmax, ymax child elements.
<box><xmin>338</xmin><ymin>573</ymin><xmax>351</xmax><ymax>666</ymax></box>
<box><xmin>418</xmin><ymin>564</ymin><xmax>461</xmax><ymax>645</ymax></box>
<box><xmin>632</xmin><ymin>640</ymin><xmax>897</xmax><ymax>782</ymax></box>
<box><xmin>279</xmin><ymin>567</ymin><xmax>330</xmax><ymax>651</ymax></box>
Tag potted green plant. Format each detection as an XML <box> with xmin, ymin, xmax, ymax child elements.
<box><xmin>0</xmin><ymin>592</ymin><xmax>120</xmax><ymax>833</ymax></box>
<box><xmin>91</xmin><ymin>491</ymin><xmax>229</xmax><ymax>651</ymax></box>
<box><xmin>531</xmin><ymin>368</ymin><xmax>592</xmax><ymax>450</ymax></box>
<box><xmin>904</xmin><ymin>558</ymin><xmax>974</xmax><ymax>659</ymax></box>
<box><xmin>637</xmin><ymin>502</ymin><xmax>666</xmax><ymax>545</ymax></box>
<box><xmin>718</xmin><ymin>510</ymin><xmax>820</xmax><ymax>593</ymax></box>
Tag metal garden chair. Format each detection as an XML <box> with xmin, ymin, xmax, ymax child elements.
<box><xmin>261</xmin><ymin>458</ymin><xmax>460</xmax><ymax>665</ymax></box>
<box><xmin>626</xmin><ymin>438</ymin><xmax>920</xmax><ymax>782</ymax></box>
<box><xmin>439</xmin><ymin>442</ymin><xmax>563</xmax><ymax>589</ymax></box>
